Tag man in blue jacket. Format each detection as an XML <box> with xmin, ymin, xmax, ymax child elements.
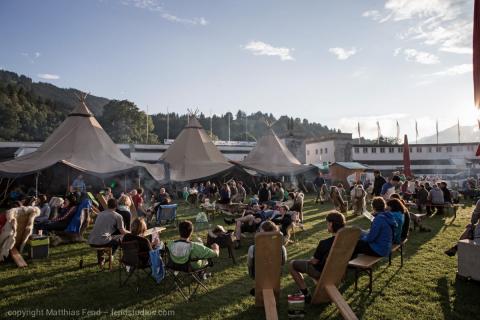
<box><xmin>355</xmin><ymin>197</ymin><xmax>397</xmax><ymax>257</ymax></box>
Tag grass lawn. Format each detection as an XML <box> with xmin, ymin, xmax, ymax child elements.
<box><xmin>1</xmin><ymin>195</ymin><xmax>480</xmax><ymax>320</ymax></box>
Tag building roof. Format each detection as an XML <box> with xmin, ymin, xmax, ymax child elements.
<box><xmin>0</xmin><ymin>101</ymin><xmax>166</xmax><ymax>181</ymax></box>
<box><xmin>331</xmin><ymin>162</ymin><xmax>369</xmax><ymax>170</ymax></box>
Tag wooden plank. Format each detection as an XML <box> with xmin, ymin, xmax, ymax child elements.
<box><xmin>324</xmin><ymin>284</ymin><xmax>358</xmax><ymax>320</ymax></box>
<box><xmin>96</xmin><ymin>193</ymin><xmax>108</xmax><ymax>210</ymax></box>
<box><xmin>262</xmin><ymin>289</ymin><xmax>278</xmax><ymax>320</ymax></box>
<box><xmin>10</xmin><ymin>248</ymin><xmax>27</xmax><ymax>268</ymax></box>
<box><xmin>312</xmin><ymin>227</ymin><xmax>361</xmax><ymax>304</ymax></box>
<box><xmin>348</xmin><ymin>254</ymin><xmax>382</xmax><ymax>269</ymax></box>
<box><xmin>255</xmin><ymin>232</ymin><xmax>282</xmax><ymax>307</ymax></box>
<box><xmin>144</xmin><ymin>227</ymin><xmax>166</xmax><ymax>237</ymax></box>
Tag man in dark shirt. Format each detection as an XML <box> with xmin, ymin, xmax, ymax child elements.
<box><xmin>313</xmin><ymin>173</ymin><xmax>326</xmax><ymax>204</ymax></box>
<box><xmin>288</xmin><ymin>211</ymin><xmax>346</xmax><ymax>303</ymax></box>
<box><xmin>372</xmin><ymin>170</ymin><xmax>387</xmax><ymax>196</ymax></box>
<box><xmin>440</xmin><ymin>182</ymin><xmax>452</xmax><ymax>204</ymax></box>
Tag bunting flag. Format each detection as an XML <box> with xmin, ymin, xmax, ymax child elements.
<box><xmin>357</xmin><ymin>122</ymin><xmax>361</xmax><ymax>142</ymax></box>
<box><xmin>396</xmin><ymin>120</ymin><xmax>400</xmax><ymax>143</ymax></box>
<box><xmin>403</xmin><ymin>134</ymin><xmax>412</xmax><ymax>177</ymax></box>
<box><xmin>474</xmin><ymin>0</ymin><xmax>480</xmax><ymax>107</ymax></box>
<box><xmin>415</xmin><ymin>120</ymin><xmax>419</xmax><ymax>143</ymax></box>
<box><xmin>457</xmin><ymin>119</ymin><xmax>461</xmax><ymax>143</ymax></box>
<box><xmin>376</xmin><ymin>120</ymin><xmax>381</xmax><ymax>143</ymax></box>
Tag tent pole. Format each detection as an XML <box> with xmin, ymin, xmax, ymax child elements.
<box><xmin>124</xmin><ymin>175</ymin><xmax>127</xmax><ymax>193</ymax></box>
<box><xmin>66</xmin><ymin>173</ymin><xmax>70</xmax><ymax>195</ymax></box>
<box><xmin>35</xmin><ymin>172</ymin><xmax>39</xmax><ymax>197</ymax></box>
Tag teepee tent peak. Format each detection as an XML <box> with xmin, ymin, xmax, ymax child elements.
<box><xmin>69</xmin><ymin>91</ymin><xmax>93</xmax><ymax>117</ymax></box>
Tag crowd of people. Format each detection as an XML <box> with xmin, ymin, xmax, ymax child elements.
<box><xmin>2</xmin><ymin>168</ymin><xmax>480</xmax><ymax>308</ymax></box>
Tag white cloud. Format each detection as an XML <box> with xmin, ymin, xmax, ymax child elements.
<box><xmin>432</xmin><ymin>64</ymin><xmax>472</xmax><ymax>76</ymax></box>
<box><xmin>243</xmin><ymin>41</ymin><xmax>295</xmax><ymax>61</ymax></box>
<box><xmin>21</xmin><ymin>52</ymin><xmax>41</xmax><ymax>63</ymax></box>
<box><xmin>37</xmin><ymin>73</ymin><xmax>60</xmax><ymax>80</ymax></box>
<box><xmin>122</xmin><ymin>0</ymin><xmax>208</xmax><ymax>26</ymax></box>
<box><xmin>363</xmin><ymin>0</ymin><xmax>472</xmax><ymax>55</ymax></box>
<box><xmin>362</xmin><ymin>10</ymin><xmax>382</xmax><ymax>21</ymax></box>
<box><xmin>328</xmin><ymin>47</ymin><xmax>357</xmax><ymax>60</ymax></box>
<box><xmin>393</xmin><ymin>47</ymin><xmax>402</xmax><ymax>56</ymax></box>
<box><xmin>403</xmin><ymin>48</ymin><xmax>440</xmax><ymax>64</ymax></box>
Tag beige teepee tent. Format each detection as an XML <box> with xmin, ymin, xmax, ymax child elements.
<box><xmin>160</xmin><ymin>117</ymin><xmax>234</xmax><ymax>182</ymax></box>
<box><xmin>0</xmin><ymin>98</ymin><xmax>165</xmax><ymax>181</ymax></box>
<box><xmin>238</xmin><ymin>126</ymin><xmax>314</xmax><ymax>176</ymax></box>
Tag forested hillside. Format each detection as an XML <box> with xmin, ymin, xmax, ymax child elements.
<box><xmin>0</xmin><ymin>70</ymin><xmax>336</xmax><ymax>143</ymax></box>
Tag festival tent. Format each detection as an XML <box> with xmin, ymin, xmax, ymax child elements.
<box><xmin>159</xmin><ymin>117</ymin><xmax>234</xmax><ymax>182</ymax></box>
<box><xmin>236</xmin><ymin>126</ymin><xmax>315</xmax><ymax>177</ymax></box>
<box><xmin>0</xmin><ymin>100</ymin><xmax>165</xmax><ymax>182</ymax></box>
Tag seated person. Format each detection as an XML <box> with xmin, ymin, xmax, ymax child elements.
<box><xmin>167</xmin><ymin>220</ymin><xmax>219</xmax><ymax>270</ymax></box>
<box><xmin>427</xmin><ymin>183</ymin><xmax>445</xmax><ymax>215</ymax></box>
<box><xmin>157</xmin><ymin>187</ymin><xmax>171</xmax><ymax>205</ymax></box>
<box><xmin>231</xmin><ymin>211</ymin><xmax>266</xmax><ymax>248</ymax></box>
<box><xmin>386</xmin><ymin>198</ymin><xmax>407</xmax><ymax>244</ymax></box>
<box><xmin>35</xmin><ymin>194</ymin><xmax>78</xmax><ymax>232</ymax></box>
<box><xmin>354</xmin><ymin>197</ymin><xmax>397</xmax><ymax>257</ymax></box>
<box><xmin>445</xmin><ymin>199</ymin><xmax>480</xmax><ymax>256</ymax></box>
<box><xmin>117</xmin><ymin>194</ymin><xmax>132</xmax><ymax>231</ymax></box>
<box><xmin>289</xmin><ymin>211</ymin><xmax>346</xmax><ymax>304</ymax></box>
<box><xmin>270</xmin><ymin>205</ymin><xmax>294</xmax><ymax>240</ymax></box>
<box><xmin>247</xmin><ymin>221</ymin><xmax>287</xmax><ymax>295</ymax></box>
<box><xmin>88</xmin><ymin>198</ymin><xmax>130</xmax><ymax>264</ymax></box>
<box><xmin>34</xmin><ymin>194</ymin><xmax>51</xmax><ymax>224</ymax></box>
<box><xmin>123</xmin><ymin>217</ymin><xmax>160</xmax><ymax>266</ymax></box>
<box><xmin>258</xmin><ymin>183</ymin><xmax>271</xmax><ymax>205</ymax></box>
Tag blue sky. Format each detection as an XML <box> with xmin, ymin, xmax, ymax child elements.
<box><xmin>0</xmin><ymin>0</ymin><xmax>476</xmax><ymax>139</ymax></box>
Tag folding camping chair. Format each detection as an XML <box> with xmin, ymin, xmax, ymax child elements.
<box><xmin>164</xmin><ymin>244</ymin><xmax>212</xmax><ymax>301</ymax></box>
<box><xmin>311</xmin><ymin>227</ymin><xmax>361</xmax><ymax>320</ymax></box>
<box><xmin>255</xmin><ymin>231</ymin><xmax>283</xmax><ymax>320</ymax></box>
<box><xmin>118</xmin><ymin>240</ymin><xmax>152</xmax><ymax>292</ymax></box>
<box><xmin>156</xmin><ymin>204</ymin><xmax>178</xmax><ymax>227</ymax></box>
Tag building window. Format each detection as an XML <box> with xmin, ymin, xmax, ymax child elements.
<box><xmin>354</xmin><ymin>147</ymin><xmax>359</xmax><ymax>153</ymax></box>
<box><xmin>468</xmin><ymin>145</ymin><xmax>474</xmax><ymax>151</ymax></box>
<box><xmin>325</xmin><ymin>148</ymin><xmax>328</xmax><ymax>154</ymax></box>
<box><xmin>398</xmin><ymin>147</ymin><xmax>403</xmax><ymax>153</ymax></box>
<box><xmin>315</xmin><ymin>149</ymin><xmax>318</xmax><ymax>155</ymax></box>
<box><xmin>371</xmin><ymin>147</ymin><xmax>377</xmax><ymax>153</ymax></box>
<box><xmin>363</xmin><ymin>147</ymin><xmax>368</xmax><ymax>153</ymax></box>
<box><xmin>436</xmin><ymin>146</ymin><xmax>442</xmax><ymax>152</ymax></box>
<box><xmin>428</xmin><ymin>147</ymin><xmax>432</xmax><ymax>153</ymax></box>
<box><xmin>416</xmin><ymin>147</ymin><xmax>422</xmax><ymax>153</ymax></box>
<box><xmin>320</xmin><ymin>148</ymin><xmax>323</xmax><ymax>154</ymax></box>
<box><xmin>380</xmin><ymin>147</ymin><xmax>385</xmax><ymax>153</ymax></box>
<box><xmin>389</xmin><ymin>147</ymin><xmax>395</xmax><ymax>153</ymax></box>
<box><xmin>409</xmin><ymin>147</ymin><xmax>413</xmax><ymax>153</ymax></box>
<box><xmin>446</xmin><ymin>146</ymin><xmax>452</xmax><ymax>152</ymax></box>
<box><xmin>456</xmin><ymin>146</ymin><xmax>462</xmax><ymax>152</ymax></box>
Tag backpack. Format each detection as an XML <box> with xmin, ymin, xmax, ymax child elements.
<box><xmin>149</xmin><ymin>248</ymin><xmax>165</xmax><ymax>283</ymax></box>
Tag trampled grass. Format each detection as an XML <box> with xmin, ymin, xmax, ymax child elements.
<box><xmin>1</xmin><ymin>196</ymin><xmax>479</xmax><ymax>320</ymax></box>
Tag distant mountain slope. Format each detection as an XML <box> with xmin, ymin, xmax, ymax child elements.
<box><xmin>417</xmin><ymin>125</ymin><xmax>480</xmax><ymax>144</ymax></box>
<box><xmin>0</xmin><ymin>70</ymin><xmax>109</xmax><ymax>115</ymax></box>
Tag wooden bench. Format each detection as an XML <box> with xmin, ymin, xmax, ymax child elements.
<box><xmin>255</xmin><ymin>231</ymin><xmax>282</xmax><ymax>320</ymax></box>
<box><xmin>312</xmin><ymin>227</ymin><xmax>361</xmax><ymax>320</ymax></box>
<box><xmin>348</xmin><ymin>239</ymin><xmax>407</xmax><ymax>294</ymax></box>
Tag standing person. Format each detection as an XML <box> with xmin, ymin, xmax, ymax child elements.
<box><xmin>380</xmin><ymin>175</ymin><xmax>401</xmax><ymax>200</ymax></box>
<box><xmin>132</xmin><ymin>188</ymin><xmax>145</xmax><ymax>215</ymax></box>
<box><xmin>288</xmin><ymin>211</ymin><xmax>346</xmax><ymax>303</ymax></box>
<box><xmin>218</xmin><ymin>183</ymin><xmax>231</xmax><ymax>204</ymax></box>
<box><xmin>372</xmin><ymin>170</ymin><xmax>387</xmax><ymax>197</ymax></box>
<box><xmin>313</xmin><ymin>173</ymin><xmax>326</xmax><ymax>204</ymax></box>
<box><xmin>88</xmin><ymin>198</ymin><xmax>129</xmax><ymax>264</ymax></box>
<box><xmin>440</xmin><ymin>182</ymin><xmax>452</xmax><ymax>204</ymax></box>
<box><xmin>71</xmin><ymin>175</ymin><xmax>86</xmax><ymax>193</ymax></box>
<box><xmin>416</xmin><ymin>184</ymin><xmax>429</xmax><ymax>213</ymax></box>
<box><xmin>354</xmin><ymin>197</ymin><xmax>397</xmax><ymax>257</ymax></box>
<box><xmin>330</xmin><ymin>186</ymin><xmax>347</xmax><ymax>214</ymax></box>
<box><xmin>351</xmin><ymin>183</ymin><xmax>367</xmax><ymax>216</ymax></box>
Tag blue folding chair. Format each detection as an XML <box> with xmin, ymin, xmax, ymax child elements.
<box><xmin>156</xmin><ymin>204</ymin><xmax>178</xmax><ymax>227</ymax></box>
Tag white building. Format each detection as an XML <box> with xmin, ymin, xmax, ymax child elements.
<box><xmin>305</xmin><ymin>133</ymin><xmax>352</xmax><ymax>165</ymax></box>
<box><xmin>351</xmin><ymin>142</ymin><xmax>479</xmax><ymax>176</ymax></box>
